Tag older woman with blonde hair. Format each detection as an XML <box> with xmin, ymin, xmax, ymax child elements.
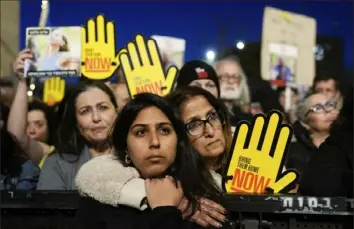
<box><xmin>286</xmin><ymin>91</ymin><xmax>339</xmax><ymax>177</ymax></box>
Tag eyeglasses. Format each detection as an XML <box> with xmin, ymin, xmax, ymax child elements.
<box><xmin>185</xmin><ymin>111</ymin><xmax>225</xmax><ymax>136</ymax></box>
<box><xmin>305</xmin><ymin>100</ymin><xmax>337</xmax><ymax>117</ymax></box>
<box><xmin>218</xmin><ymin>74</ymin><xmax>241</xmax><ymax>82</ymax></box>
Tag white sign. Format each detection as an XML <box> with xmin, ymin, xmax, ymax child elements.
<box><xmin>261</xmin><ymin>7</ymin><xmax>317</xmax><ymax>86</ymax></box>
<box><xmin>151</xmin><ymin>35</ymin><xmax>186</xmax><ymax>69</ymax></box>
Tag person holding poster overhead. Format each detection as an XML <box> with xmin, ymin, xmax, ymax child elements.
<box><xmin>10</xmin><ymin>49</ymin><xmax>57</xmax><ymax>165</ymax></box>
<box><xmin>76</xmin><ymin>93</ymin><xmax>230</xmax><ymax>229</ymax></box>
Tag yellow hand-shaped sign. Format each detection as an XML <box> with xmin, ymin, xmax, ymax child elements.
<box><xmin>43</xmin><ymin>77</ymin><xmax>65</xmax><ymax>106</ymax></box>
<box><xmin>119</xmin><ymin>34</ymin><xmax>178</xmax><ymax>98</ymax></box>
<box><xmin>224</xmin><ymin>111</ymin><xmax>298</xmax><ymax>194</ymax></box>
<box><xmin>81</xmin><ymin>14</ymin><xmax>126</xmax><ymax>80</ymax></box>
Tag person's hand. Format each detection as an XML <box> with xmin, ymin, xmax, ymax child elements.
<box><xmin>179</xmin><ymin>197</ymin><xmax>226</xmax><ymax>228</ymax></box>
<box><xmin>13</xmin><ymin>49</ymin><xmax>33</xmax><ymax>79</ymax></box>
<box><xmin>288</xmin><ymin>184</ymin><xmax>299</xmax><ymax>193</ymax></box>
<box><xmin>145</xmin><ymin>176</ymin><xmax>183</xmax><ymax>209</ymax></box>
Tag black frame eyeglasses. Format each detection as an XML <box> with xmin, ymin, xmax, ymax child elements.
<box><xmin>185</xmin><ymin>111</ymin><xmax>225</xmax><ymax>136</ymax></box>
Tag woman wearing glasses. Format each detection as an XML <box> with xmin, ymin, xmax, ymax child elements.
<box><xmin>166</xmin><ymin>86</ymin><xmax>233</xmax><ymax>187</ymax></box>
<box><xmin>286</xmin><ymin>91</ymin><xmax>339</xmax><ymax>181</ymax></box>
<box><xmin>299</xmin><ymin>86</ymin><xmax>353</xmax><ymax>197</ymax></box>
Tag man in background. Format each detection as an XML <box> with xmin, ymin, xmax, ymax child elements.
<box><xmin>312</xmin><ymin>75</ymin><xmax>342</xmax><ymax>103</ymax></box>
<box><xmin>214</xmin><ymin>55</ymin><xmax>251</xmax><ymax>113</ymax></box>
<box><xmin>214</xmin><ymin>54</ymin><xmax>283</xmax><ymax>121</ymax></box>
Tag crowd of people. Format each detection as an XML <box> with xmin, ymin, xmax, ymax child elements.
<box><xmin>0</xmin><ymin>45</ymin><xmax>353</xmax><ymax>228</ymax></box>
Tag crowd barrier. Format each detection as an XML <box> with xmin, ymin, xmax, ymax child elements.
<box><xmin>1</xmin><ymin>191</ymin><xmax>353</xmax><ymax>229</ymax></box>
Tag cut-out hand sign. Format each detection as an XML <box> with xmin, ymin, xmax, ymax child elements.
<box><xmin>81</xmin><ymin>14</ymin><xmax>126</xmax><ymax>80</ymax></box>
<box><xmin>43</xmin><ymin>77</ymin><xmax>65</xmax><ymax>106</ymax></box>
<box><xmin>224</xmin><ymin>111</ymin><xmax>298</xmax><ymax>194</ymax></box>
<box><xmin>119</xmin><ymin>34</ymin><xmax>178</xmax><ymax>98</ymax></box>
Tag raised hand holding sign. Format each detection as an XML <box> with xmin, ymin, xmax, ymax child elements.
<box><xmin>224</xmin><ymin>111</ymin><xmax>298</xmax><ymax>194</ymax></box>
<box><xmin>119</xmin><ymin>34</ymin><xmax>178</xmax><ymax>97</ymax></box>
<box><xmin>81</xmin><ymin>14</ymin><xmax>126</xmax><ymax>80</ymax></box>
<box><xmin>43</xmin><ymin>77</ymin><xmax>65</xmax><ymax>106</ymax></box>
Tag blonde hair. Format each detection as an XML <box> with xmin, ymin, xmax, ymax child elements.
<box><xmin>296</xmin><ymin>90</ymin><xmax>331</xmax><ymax>123</ymax></box>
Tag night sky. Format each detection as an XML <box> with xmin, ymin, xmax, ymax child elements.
<box><xmin>20</xmin><ymin>1</ymin><xmax>353</xmax><ymax>67</ymax></box>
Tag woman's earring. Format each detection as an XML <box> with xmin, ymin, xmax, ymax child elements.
<box><xmin>125</xmin><ymin>153</ymin><xmax>131</xmax><ymax>165</ymax></box>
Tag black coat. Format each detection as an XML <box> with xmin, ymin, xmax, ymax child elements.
<box><xmin>299</xmin><ymin>130</ymin><xmax>353</xmax><ymax>197</ymax></box>
<box><xmin>286</xmin><ymin>121</ymin><xmax>318</xmax><ymax>178</ymax></box>
<box><xmin>76</xmin><ymin>197</ymin><xmax>232</xmax><ymax>229</ymax></box>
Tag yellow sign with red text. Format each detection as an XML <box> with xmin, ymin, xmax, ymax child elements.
<box><xmin>224</xmin><ymin>111</ymin><xmax>298</xmax><ymax>194</ymax></box>
<box><xmin>119</xmin><ymin>34</ymin><xmax>178</xmax><ymax>98</ymax></box>
<box><xmin>81</xmin><ymin>14</ymin><xmax>126</xmax><ymax>80</ymax></box>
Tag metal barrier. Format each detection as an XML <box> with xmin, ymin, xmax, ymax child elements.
<box><xmin>1</xmin><ymin>191</ymin><xmax>353</xmax><ymax>229</ymax></box>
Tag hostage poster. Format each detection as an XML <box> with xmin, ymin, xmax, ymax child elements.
<box><xmin>261</xmin><ymin>7</ymin><xmax>316</xmax><ymax>87</ymax></box>
<box><xmin>24</xmin><ymin>26</ymin><xmax>81</xmax><ymax>79</ymax></box>
<box><xmin>151</xmin><ymin>35</ymin><xmax>186</xmax><ymax>70</ymax></box>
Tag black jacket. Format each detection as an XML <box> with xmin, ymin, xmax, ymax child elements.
<box><xmin>76</xmin><ymin>197</ymin><xmax>230</xmax><ymax>229</ymax></box>
<box><xmin>299</xmin><ymin>130</ymin><xmax>353</xmax><ymax>197</ymax></box>
<box><xmin>74</xmin><ymin>155</ymin><xmax>232</xmax><ymax>229</ymax></box>
<box><xmin>229</xmin><ymin>106</ymin><xmax>253</xmax><ymax>126</ymax></box>
<box><xmin>286</xmin><ymin>121</ymin><xmax>318</xmax><ymax>177</ymax></box>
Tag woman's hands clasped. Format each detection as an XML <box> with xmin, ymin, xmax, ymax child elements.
<box><xmin>145</xmin><ymin>176</ymin><xmax>227</xmax><ymax>228</ymax></box>
<box><xmin>145</xmin><ymin>176</ymin><xmax>183</xmax><ymax>210</ymax></box>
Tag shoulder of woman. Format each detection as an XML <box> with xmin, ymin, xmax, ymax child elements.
<box><xmin>210</xmin><ymin>170</ymin><xmax>223</xmax><ymax>190</ymax></box>
<box><xmin>38</xmin><ymin>145</ymin><xmax>56</xmax><ymax>169</ymax></box>
<box><xmin>75</xmin><ymin>154</ymin><xmax>141</xmax><ymax>206</ymax></box>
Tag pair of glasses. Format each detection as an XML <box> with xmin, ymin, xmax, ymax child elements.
<box><xmin>185</xmin><ymin>112</ymin><xmax>225</xmax><ymax>136</ymax></box>
<box><xmin>218</xmin><ymin>74</ymin><xmax>241</xmax><ymax>82</ymax></box>
<box><xmin>305</xmin><ymin>100</ymin><xmax>337</xmax><ymax>116</ymax></box>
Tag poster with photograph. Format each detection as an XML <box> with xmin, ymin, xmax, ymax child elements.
<box><xmin>268</xmin><ymin>43</ymin><xmax>298</xmax><ymax>87</ymax></box>
<box><xmin>24</xmin><ymin>27</ymin><xmax>81</xmax><ymax>78</ymax></box>
<box><xmin>151</xmin><ymin>35</ymin><xmax>186</xmax><ymax>69</ymax></box>
<box><xmin>261</xmin><ymin>7</ymin><xmax>316</xmax><ymax>86</ymax></box>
